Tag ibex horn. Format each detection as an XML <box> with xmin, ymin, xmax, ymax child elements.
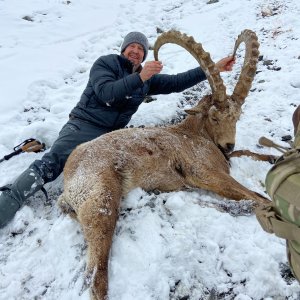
<box><xmin>231</xmin><ymin>29</ymin><xmax>260</xmax><ymax>104</ymax></box>
<box><xmin>153</xmin><ymin>30</ymin><xmax>227</xmax><ymax>105</ymax></box>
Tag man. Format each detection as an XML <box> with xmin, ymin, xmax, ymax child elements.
<box><xmin>256</xmin><ymin>105</ymin><xmax>300</xmax><ymax>282</ymax></box>
<box><xmin>0</xmin><ymin>31</ymin><xmax>235</xmax><ymax>228</ymax></box>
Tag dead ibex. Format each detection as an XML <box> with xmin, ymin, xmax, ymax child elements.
<box><xmin>58</xmin><ymin>29</ymin><xmax>270</xmax><ymax>299</ymax></box>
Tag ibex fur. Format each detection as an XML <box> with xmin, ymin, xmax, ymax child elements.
<box><xmin>58</xmin><ymin>29</ymin><xmax>270</xmax><ymax>299</ymax></box>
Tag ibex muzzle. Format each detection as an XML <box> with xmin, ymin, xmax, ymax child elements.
<box><xmin>58</xmin><ymin>29</ymin><xmax>268</xmax><ymax>300</ymax></box>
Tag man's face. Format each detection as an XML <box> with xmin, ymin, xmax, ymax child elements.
<box><xmin>123</xmin><ymin>43</ymin><xmax>144</xmax><ymax>67</ymax></box>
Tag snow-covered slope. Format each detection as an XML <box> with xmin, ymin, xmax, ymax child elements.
<box><xmin>0</xmin><ymin>0</ymin><xmax>300</xmax><ymax>299</ymax></box>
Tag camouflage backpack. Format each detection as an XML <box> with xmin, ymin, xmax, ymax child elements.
<box><xmin>256</xmin><ymin>124</ymin><xmax>300</xmax><ymax>282</ymax></box>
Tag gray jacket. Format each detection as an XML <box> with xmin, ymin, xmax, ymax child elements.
<box><xmin>70</xmin><ymin>54</ymin><xmax>206</xmax><ymax>129</ymax></box>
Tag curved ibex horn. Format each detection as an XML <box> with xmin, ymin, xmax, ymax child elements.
<box><xmin>231</xmin><ymin>29</ymin><xmax>260</xmax><ymax>104</ymax></box>
<box><xmin>153</xmin><ymin>30</ymin><xmax>227</xmax><ymax>105</ymax></box>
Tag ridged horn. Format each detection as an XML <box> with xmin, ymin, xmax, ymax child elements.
<box><xmin>231</xmin><ymin>29</ymin><xmax>260</xmax><ymax>104</ymax></box>
<box><xmin>153</xmin><ymin>30</ymin><xmax>227</xmax><ymax>104</ymax></box>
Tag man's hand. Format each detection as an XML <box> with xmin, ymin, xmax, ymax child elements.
<box><xmin>215</xmin><ymin>56</ymin><xmax>236</xmax><ymax>72</ymax></box>
<box><xmin>140</xmin><ymin>61</ymin><xmax>163</xmax><ymax>82</ymax></box>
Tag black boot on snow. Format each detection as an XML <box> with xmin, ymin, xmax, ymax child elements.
<box><xmin>0</xmin><ymin>167</ymin><xmax>44</xmax><ymax>228</ymax></box>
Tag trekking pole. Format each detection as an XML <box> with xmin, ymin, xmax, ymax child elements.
<box><xmin>0</xmin><ymin>138</ymin><xmax>46</xmax><ymax>163</ymax></box>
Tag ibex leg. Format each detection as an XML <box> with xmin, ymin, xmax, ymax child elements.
<box><xmin>78</xmin><ymin>174</ymin><xmax>122</xmax><ymax>300</ymax></box>
<box><xmin>187</xmin><ymin>172</ymin><xmax>270</xmax><ymax>205</ymax></box>
<box><xmin>229</xmin><ymin>150</ymin><xmax>277</xmax><ymax>163</ymax></box>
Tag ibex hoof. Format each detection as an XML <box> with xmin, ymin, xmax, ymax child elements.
<box><xmin>254</xmin><ymin>193</ymin><xmax>271</xmax><ymax>207</ymax></box>
<box><xmin>268</xmin><ymin>155</ymin><xmax>278</xmax><ymax>164</ymax></box>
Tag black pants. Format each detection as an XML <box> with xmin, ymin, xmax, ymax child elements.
<box><xmin>30</xmin><ymin>118</ymin><xmax>111</xmax><ymax>184</ymax></box>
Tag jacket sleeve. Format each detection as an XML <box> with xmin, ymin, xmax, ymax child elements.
<box><xmin>148</xmin><ymin>67</ymin><xmax>206</xmax><ymax>95</ymax></box>
<box><xmin>89</xmin><ymin>56</ymin><xmax>144</xmax><ymax>106</ymax></box>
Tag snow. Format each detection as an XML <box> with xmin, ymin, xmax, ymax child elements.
<box><xmin>0</xmin><ymin>0</ymin><xmax>300</xmax><ymax>299</ymax></box>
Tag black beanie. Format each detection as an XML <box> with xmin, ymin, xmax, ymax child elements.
<box><xmin>121</xmin><ymin>32</ymin><xmax>149</xmax><ymax>62</ymax></box>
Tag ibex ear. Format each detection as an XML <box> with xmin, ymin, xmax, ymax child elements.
<box><xmin>185</xmin><ymin>108</ymin><xmax>202</xmax><ymax>115</ymax></box>
<box><xmin>208</xmin><ymin>105</ymin><xmax>219</xmax><ymax>123</ymax></box>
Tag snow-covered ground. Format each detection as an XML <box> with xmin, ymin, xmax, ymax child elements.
<box><xmin>0</xmin><ymin>0</ymin><xmax>300</xmax><ymax>299</ymax></box>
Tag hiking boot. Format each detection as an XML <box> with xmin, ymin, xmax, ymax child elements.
<box><xmin>0</xmin><ymin>167</ymin><xmax>44</xmax><ymax>228</ymax></box>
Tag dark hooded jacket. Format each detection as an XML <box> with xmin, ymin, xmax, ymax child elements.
<box><xmin>70</xmin><ymin>54</ymin><xmax>206</xmax><ymax>129</ymax></box>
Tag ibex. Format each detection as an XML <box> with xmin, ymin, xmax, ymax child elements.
<box><xmin>58</xmin><ymin>29</ymin><xmax>270</xmax><ymax>299</ymax></box>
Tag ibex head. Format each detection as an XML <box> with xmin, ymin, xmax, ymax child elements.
<box><xmin>153</xmin><ymin>30</ymin><xmax>259</xmax><ymax>154</ymax></box>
